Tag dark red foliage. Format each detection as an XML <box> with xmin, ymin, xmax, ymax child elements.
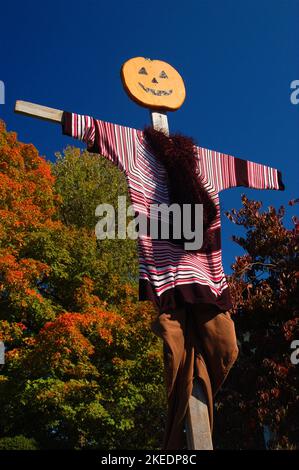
<box><xmin>214</xmin><ymin>195</ymin><xmax>299</xmax><ymax>450</ymax></box>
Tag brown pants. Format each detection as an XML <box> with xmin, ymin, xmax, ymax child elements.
<box><xmin>151</xmin><ymin>303</ymin><xmax>239</xmax><ymax>450</ymax></box>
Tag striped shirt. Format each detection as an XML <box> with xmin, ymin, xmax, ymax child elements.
<box><xmin>62</xmin><ymin>112</ymin><xmax>285</xmax><ymax>313</ymax></box>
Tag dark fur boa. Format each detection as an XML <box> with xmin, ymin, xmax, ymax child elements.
<box><xmin>143</xmin><ymin>126</ymin><xmax>217</xmax><ymax>250</ymax></box>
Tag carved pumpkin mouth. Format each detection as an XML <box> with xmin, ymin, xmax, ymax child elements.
<box><xmin>138</xmin><ymin>82</ymin><xmax>173</xmax><ymax>96</ymax></box>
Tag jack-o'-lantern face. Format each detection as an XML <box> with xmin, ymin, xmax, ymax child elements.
<box><xmin>121</xmin><ymin>57</ymin><xmax>186</xmax><ymax>111</ymax></box>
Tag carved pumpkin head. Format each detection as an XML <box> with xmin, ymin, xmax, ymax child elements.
<box><xmin>121</xmin><ymin>57</ymin><xmax>186</xmax><ymax>111</ymax></box>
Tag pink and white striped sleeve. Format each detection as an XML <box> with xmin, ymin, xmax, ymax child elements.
<box><xmin>244</xmin><ymin>159</ymin><xmax>285</xmax><ymax>191</ymax></box>
<box><xmin>199</xmin><ymin>147</ymin><xmax>285</xmax><ymax>192</ymax></box>
<box><xmin>62</xmin><ymin>111</ymin><xmax>137</xmax><ymax>173</ymax></box>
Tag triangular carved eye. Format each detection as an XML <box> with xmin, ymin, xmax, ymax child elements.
<box><xmin>159</xmin><ymin>70</ymin><xmax>168</xmax><ymax>78</ymax></box>
<box><xmin>138</xmin><ymin>67</ymin><xmax>148</xmax><ymax>75</ymax></box>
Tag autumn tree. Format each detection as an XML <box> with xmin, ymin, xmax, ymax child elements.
<box><xmin>52</xmin><ymin>146</ymin><xmax>138</xmax><ymax>289</ymax></box>
<box><xmin>0</xmin><ymin>120</ymin><xmax>165</xmax><ymax>450</ymax></box>
<box><xmin>214</xmin><ymin>195</ymin><xmax>299</xmax><ymax>450</ymax></box>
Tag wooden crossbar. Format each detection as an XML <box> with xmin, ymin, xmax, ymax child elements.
<box><xmin>15</xmin><ymin>100</ymin><xmax>63</xmax><ymax>123</ymax></box>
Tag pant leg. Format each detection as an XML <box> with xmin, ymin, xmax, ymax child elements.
<box><xmin>151</xmin><ymin>307</ymin><xmax>194</xmax><ymax>450</ymax></box>
<box><xmin>190</xmin><ymin>304</ymin><xmax>239</xmax><ymax>397</ymax></box>
<box><xmin>151</xmin><ymin>304</ymin><xmax>239</xmax><ymax>449</ymax></box>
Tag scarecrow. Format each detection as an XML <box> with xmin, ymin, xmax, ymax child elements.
<box><xmin>15</xmin><ymin>57</ymin><xmax>285</xmax><ymax>450</ymax></box>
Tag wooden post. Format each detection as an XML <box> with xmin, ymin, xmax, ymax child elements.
<box><xmin>150</xmin><ymin>110</ymin><xmax>169</xmax><ymax>136</ymax></box>
<box><xmin>15</xmin><ymin>100</ymin><xmax>213</xmax><ymax>450</ymax></box>
<box><xmin>186</xmin><ymin>379</ymin><xmax>213</xmax><ymax>449</ymax></box>
<box><xmin>149</xmin><ymin>108</ymin><xmax>213</xmax><ymax>451</ymax></box>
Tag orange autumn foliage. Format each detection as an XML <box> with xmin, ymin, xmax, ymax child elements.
<box><xmin>0</xmin><ymin>120</ymin><xmax>60</xmax><ymax>251</ymax></box>
<box><xmin>0</xmin><ymin>120</ymin><xmax>60</xmax><ymax>324</ymax></box>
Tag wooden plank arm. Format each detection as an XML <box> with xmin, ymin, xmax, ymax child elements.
<box><xmin>15</xmin><ymin>100</ymin><xmax>63</xmax><ymax>123</ymax></box>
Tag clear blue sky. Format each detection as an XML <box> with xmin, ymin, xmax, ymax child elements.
<box><xmin>1</xmin><ymin>0</ymin><xmax>298</xmax><ymax>272</ymax></box>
